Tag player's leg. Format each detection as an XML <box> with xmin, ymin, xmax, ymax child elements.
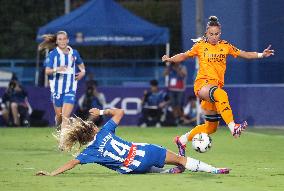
<box><xmin>10</xmin><ymin>102</ymin><xmax>20</xmax><ymax>126</ymax></box>
<box><xmin>51</xmin><ymin>93</ymin><xmax>63</xmax><ymax>126</ymax></box>
<box><xmin>61</xmin><ymin>92</ymin><xmax>76</xmax><ymax>129</ymax></box>
<box><xmin>165</xmin><ymin>150</ymin><xmax>230</xmax><ymax>174</ymax></box>
<box><xmin>61</xmin><ymin>103</ymin><xmax>74</xmax><ymax>127</ymax></box>
<box><xmin>57</xmin><ymin>103</ymin><xmax>74</xmax><ymax>150</ymax></box>
<box><xmin>53</xmin><ymin>105</ymin><xmax>62</xmax><ymax>126</ymax></box>
<box><xmin>175</xmin><ymin>103</ymin><xmax>219</xmax><ymax>156</ymax></box>
<box><xmin>198</xmin><ymin>84</ymin><xmax>247</xmax><ymax>137</ymax></box>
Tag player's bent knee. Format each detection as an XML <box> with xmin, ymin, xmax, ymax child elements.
<box><xmin>209</xmin><ymin>86</ymin><xmax>218</xmax><ymax>102</ymax></box>
<box><xmin>209</xmin><ymin>87</ymin><xmax>229</xmax><ymax>102</ymax></box>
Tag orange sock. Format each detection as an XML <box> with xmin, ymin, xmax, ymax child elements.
<box><xmin>187</xmin><ymin>121</ymin><xmax>219</xmax><ymax>141</ymax></box>
<box><xmin>213</xmin><ymin>88</ymin><xmax>234</xmax><ymax>124</ymax></box>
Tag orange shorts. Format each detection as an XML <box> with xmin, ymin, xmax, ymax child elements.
<box><xmin>194</xmin><ymin>78</ymin><xmax>224</xmax><ymax>112</ymax></box>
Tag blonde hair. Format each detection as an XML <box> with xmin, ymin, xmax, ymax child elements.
<box><xmin>38</xmin><ymin>31</ymin><xmax>68</xmax><ymax>51</ymax></box>
<box><xmin>55</xmin><ymin>117</ymin><xmax>97</xmax><ymax>152</ymax></box>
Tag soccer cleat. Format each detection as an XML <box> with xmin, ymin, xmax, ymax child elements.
<box><xmin>168</xmin><ymin>165</ymin><xmax>185</xmax><ymax>174</ymax></box>
<box><xmin>232</xmin><ymin>121</ymin><xmax>248</xmax><ymax>138</ymax></box>
<box><xmin>211</xmin><ymin>168</ymin><xmax>230</xmax><ymax>174</ymax></box>
<box><xmin>174</xmin><ymin>136</ymin><xmax>186</xmax><ymax>156</ymax></box>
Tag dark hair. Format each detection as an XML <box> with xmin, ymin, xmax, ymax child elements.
<box><xmin>8</xmin><ymin>80</ymin><xmax>17</xmax><ymax>89</ymax></box>
<box><xmin>150</xmin><ymin>79</ymin><xmax>158</xmax><ymax>86</ymax></box>
<box><xmin>86</xmin><ymin>80</ymin><xmax>98</xmax><ymax>88</ymax></box>
<box><xmin>206</xmin><ymin>16</ymin><xmax>221</xmax><ymax>29</ymax></box>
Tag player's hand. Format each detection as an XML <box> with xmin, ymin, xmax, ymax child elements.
<box><xmin>75</xmin><ymin>71</ymin><xmax>85</xmax><ymax>81</ymax></box>
<box><xmin>262</xmin><ymin>45</ymin><xmax>274</xmax><ymax>57</ymax></box>
<box><xmin>159</xmin><ymin>102</ymin><xmax>167</xmax><ymax>108</ymax></box>
<box><xmin>89</xmin><ymin>108</ymin><xmax>100</xmax><ymax>117</ymax></box>
<box><xmin>36</xmin><ymin>171</ymin><xmax>50</xmax><ymax>176</ymax></box>
<box><xmin>56</xmin><ymin>66</ymin><xmax>67</xmax><ymax>72</ymax></box>
<box><xmin>162</xmin><ymin>55</ymin><xmax>170</xmax><ymax>62</ymax></box>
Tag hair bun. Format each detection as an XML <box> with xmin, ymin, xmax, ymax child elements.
<box><xmin>209</xmin><ymin>16</ymin><xmax>218</xmax><ymax>22</ymax></box>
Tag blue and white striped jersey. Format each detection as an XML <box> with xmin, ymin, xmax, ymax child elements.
<box><xmin>45</xmin><ymin>46</ymin><xmax>83</xmax><ymax>94</ymax></box>
<box><xmin>76</xmin><ymin>119</ymin><xmax>150</xmax><ymax>174</ymax></box>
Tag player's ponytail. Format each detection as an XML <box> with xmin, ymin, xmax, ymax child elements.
<box><xmin>38</xmin><ymin>31</ymin><xmax>68</xmax><ymax>52</ymax></box>
<box><xmin>206</xmin><ymin>16</ymin><xmax>221</xmax><ymax>29</ymax></box>
<box><xmin>38</xmin><ymin>34</ymin><xmax>57</xmax><ymax>52</ymax></box>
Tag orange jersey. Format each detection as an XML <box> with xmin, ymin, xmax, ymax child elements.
<box><xmin>185</xmin><ymin>39</ymin><xmax>241</xmax><ymax>85</ymax></box>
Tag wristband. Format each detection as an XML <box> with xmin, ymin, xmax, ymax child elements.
<box><xmin>257</xmin><ymin>53</ymin><xmax>263</xmax><ymax>58</ymax></box>
<box><xmin>99</xmin><ymin>110</ymin><xmax>104</xmax><ymax>115</ymax></box>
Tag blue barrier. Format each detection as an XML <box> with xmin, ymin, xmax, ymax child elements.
<box><xmin>0</xmin><ymin>84</ymin><xmax>283</xmax><ymax>127</ymax></box>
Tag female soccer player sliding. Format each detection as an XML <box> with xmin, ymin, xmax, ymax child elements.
<box><xmin>36</xmin><ymin>108</ymin><xmax>229</xmax><ymax>176</ymax></box>
<box><xmin>162</xmin><ymin>16</ymin><xmax>274</xmax><ymax>156</ymax></box>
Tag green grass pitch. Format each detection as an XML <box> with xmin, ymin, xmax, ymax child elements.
<box><xmin>0</xmin><ymin>127</ymin><xmax>284</xmax><ymax>191</ymax></box>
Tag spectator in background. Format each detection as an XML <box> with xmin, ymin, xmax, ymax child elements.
<box><xmin>1</xmin><ymin>80</ymin><xmax>32</xmax><ymax>126</ymax></box>
<box><xmin>181</xmin><ymin>95</ymin><xmax>201</xmax><ymax>126</ymax></box>
<box><xmin>76</xmin><ymin>80</ymin><xmax>106</xmax><ymax>126</ymax></box>
<box><xmin>138</xmin><ymin>79</ymin><xmax>169</xmax><ymax>127</ymax></box>
<box><xmin>163</xmin><ymin>62</ymin><xmax>187</xmax><ymax>124</ymax></box>
<box><xmin>0</xmin><ymin>82</ymin><xmax>14</xmax><ymax>126</ymax></box>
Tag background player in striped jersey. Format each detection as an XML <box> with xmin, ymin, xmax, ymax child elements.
<box><xmin>39</xmin><ymin>31</ymin><xmax>86</xmax><ymax>132</ymax></box>
<box><xmin>36</xmin><ymin>108</ymin><xmax>229</xmax><ymax>176</ymax></box>
<box><xmin>162</xmin><ymin>16</ymin><xmax>274</xmax><ymax>156</ymax></box>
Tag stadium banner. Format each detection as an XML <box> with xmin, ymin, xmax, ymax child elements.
<box><xmin>0</xmin><ymin>85</ymin><xmax>284</xmax><ymax>127</ymax></box>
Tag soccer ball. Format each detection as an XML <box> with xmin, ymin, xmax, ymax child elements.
<box><xmin>192</xmin><ymin>133</ymin><xmax>212</xmax><ymax>153</ymax></box>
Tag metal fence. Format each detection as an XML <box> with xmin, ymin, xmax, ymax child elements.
<box><xmin>0</xmin><ymin>59</ymin><xmax>165</xmax><ymax>86</ymax></box>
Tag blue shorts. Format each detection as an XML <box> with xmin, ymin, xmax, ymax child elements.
<box><xmin>51</xmin><ymin>92</ymin><xmax>76</xmax><ymax>107</ymax></box>
<box><xmin>131</xmin><ymin>144</ymin><xmax>167</xmax><ymax>174</ymax></box>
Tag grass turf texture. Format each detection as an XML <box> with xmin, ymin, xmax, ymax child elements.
<box><xmin>0</xmin><ymin>127</ymin><xmax>284</xmax><ymax>191</ymax></box>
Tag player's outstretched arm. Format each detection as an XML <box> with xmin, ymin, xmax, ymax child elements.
<box><xmin>162</xmin><ymin>53</ymin><xmax>189</xmax><ymax>63</ymax></box>
<box><xmin>36</xmin><ymin>159</ymin><xmax>80</xmax><ymax>176</ymax></box>
<box><xmin>89</xmin><ymin>108</ymin><xmax>124</xmax><ymax>125</ymax></box>
<box><xmin>239</xmin><ymin>45</ymin><xmax>274</xmax><ymax>59</ymax></box>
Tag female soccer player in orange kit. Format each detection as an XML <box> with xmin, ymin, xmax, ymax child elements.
<box><xmin>162</xmin><ymin>16</ymin><xmax>274</xmax><ymax>156</ymax></box>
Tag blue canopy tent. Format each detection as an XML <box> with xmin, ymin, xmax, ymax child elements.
<box><xmin>36</xmin><ymin>0</ymin><xmax>169</xmax><ymax>46</ymax></box>
<box><xmin>35</xmin><ymin>0</ymin><xmax>170</xmax><ymax>85</ymax></box>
